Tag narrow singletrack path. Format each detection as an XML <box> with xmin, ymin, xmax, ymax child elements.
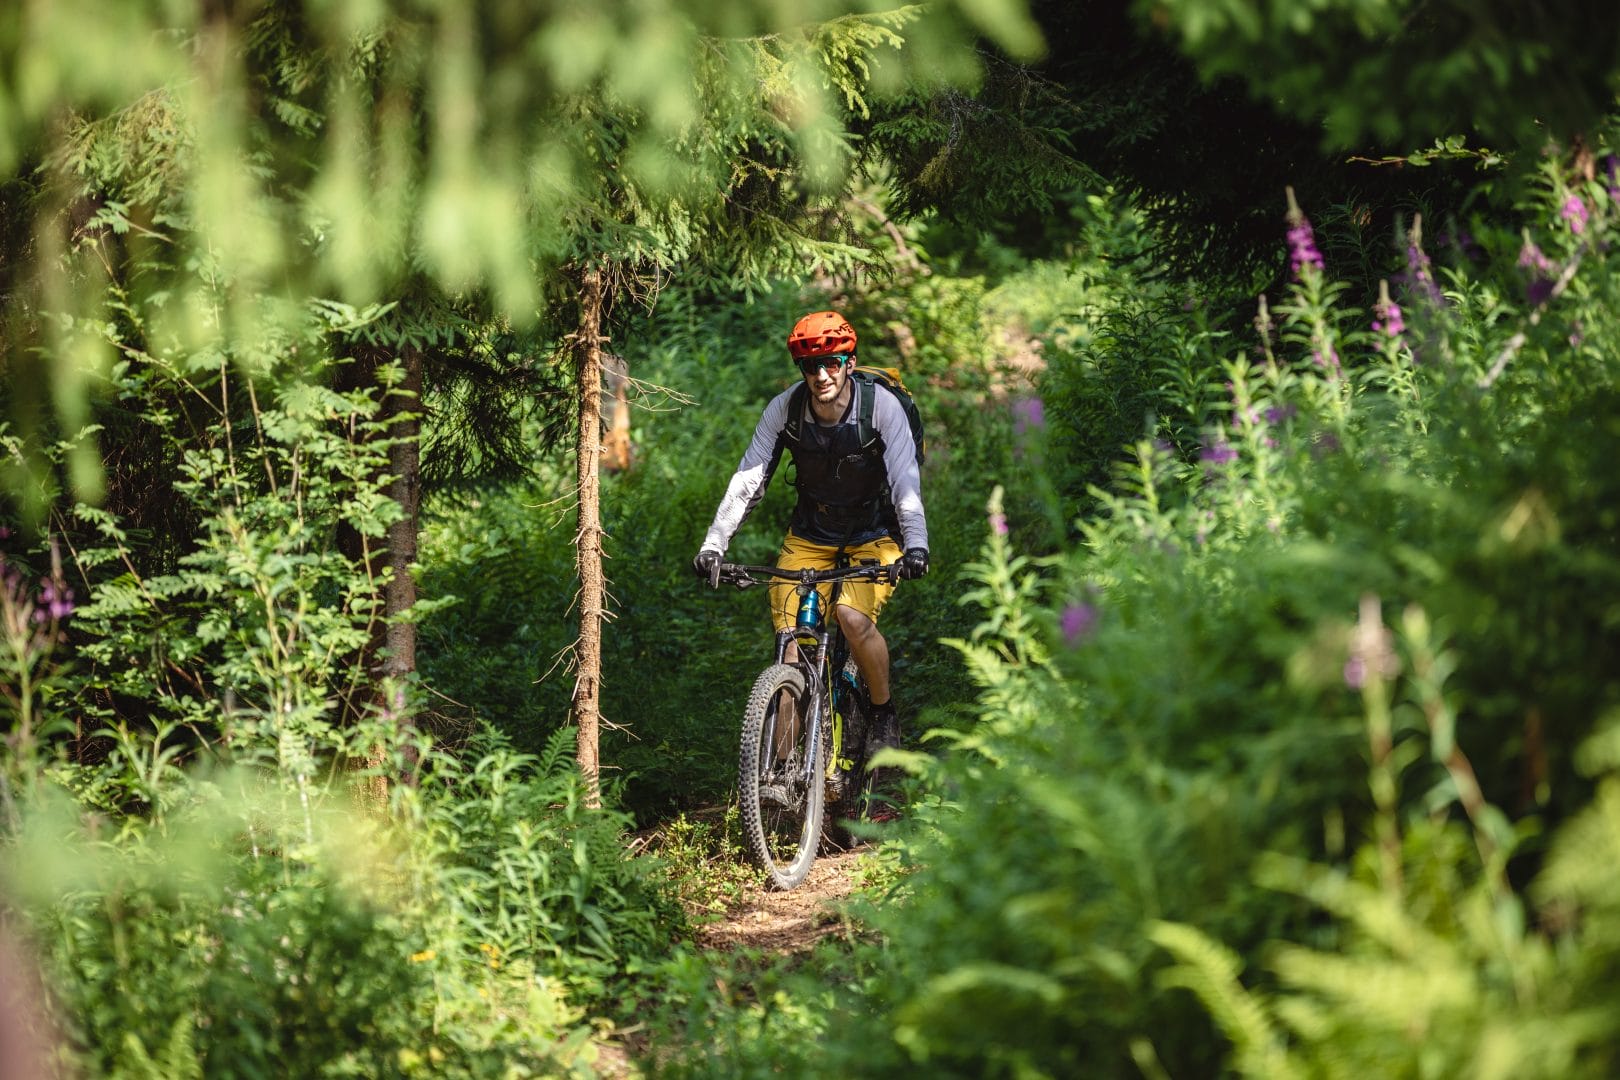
<box><xmin>696</xmin><ymin>847</ymin><xmax>869</xmax><ymax>954</ymax></box>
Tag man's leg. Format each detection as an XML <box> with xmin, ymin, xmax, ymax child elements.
<box><xmin>835</xmin><ymin>604</ymin><xmax>890</xmax><ymax>706</ymax></box>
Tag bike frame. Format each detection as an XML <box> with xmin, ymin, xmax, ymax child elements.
<box><xmin>716</xmin><ymin>559</ymin><xmax>893</xmax><ymax>794</ymax></box>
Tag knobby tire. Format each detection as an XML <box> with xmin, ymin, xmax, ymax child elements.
<box><xmin>739</xmin><ymin>663</ymin><xmax>825</xmax><ymax>890</ymax></box>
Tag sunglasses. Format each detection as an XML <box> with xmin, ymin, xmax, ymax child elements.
<box><xmin>796</xmin><ymin>354</ymin><xmax>852</xmax><ymax>376</ymax></box>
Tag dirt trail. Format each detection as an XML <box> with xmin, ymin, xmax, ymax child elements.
<box><xmin>593</xmin><ymin>848</ymin><xmax>872</xmax><ymax>1077</ymax></box>
<box><xmin>695</xmin><ymin>848</ymin><xmax>870</xmax><ymax>953</ymax></box>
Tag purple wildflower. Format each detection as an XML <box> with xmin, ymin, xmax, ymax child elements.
<box><xmin>1287</xmin><ymin>221</ymin><xmax>1324</xmax><ymax>277</ymax></box>
<box><xmin>989</xmin><ymin>511</ymin><xmax>1009</xmax><ymax>537</ymax></box>
<box><xmin>33</xmin><ymin>579</ymin><xmax>74</xmax><ymax>622</ymax></box>
<box><xmin>1518</xmin><ymin>239</ymin><xmax>1554</xmax><ymax>274</ymax></box>
<box><xmin>1404</xmin><ymin>221</ymin><xmax>1444</xmax><ymax>306</ymax></box>
<box><xmin>1284</xmin><ymin>187</ymin><xmax>1325</xmax><ymax>278</ymax></box>
<box><xmin>1518</xmin><ymin>237</ymin><xmax>1556</xmax><ymax>306</ymax></box>
<box><xmin>1199</xmin><ymin>439</ymin><xmax>1239</xmax><ymax>467</ymax></box>
<box><xmin>1560</xmin><ymin>195</ymin><xmax>1589</xmax><ymax>235</ymax></box>
<box><xmin>0</xmin><ymin>526</ymin><xmax>11</xmax><ymax>540</ymax></box>
<box><xmin>1263</xmin><ymin>403</ymin><xmax>1297</xmax><ymax>425</ymax></box>
<box><xmin>1372</xmin><ymin>281</ymin><xmax>1404</xmax><ymax>337</ymax></box>
<box><xmin>1312</xmin><ymin>347</ymin><xmax>1342</xmax><ymax>378</ymax></box>
<box><xmin>1060</xmin><ymin>602</ymin><xmax>1099</xmax><ymax>647</ymax></box>
<box><xmin>1012</xmin><ymin>397</ymin><xmax>1046</xmax><ymax>435</ymax></box>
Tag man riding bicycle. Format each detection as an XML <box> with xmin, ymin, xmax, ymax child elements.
<box><xmin>693</xmin><ymin>310</ymin><xmax>930</xmax><ymax>760</ymax></box>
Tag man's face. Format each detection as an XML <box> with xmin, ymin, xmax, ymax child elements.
<box><xmin>797</xmin><ymin>352</ymin><xmax>852</xmax><ymax>406</ymax></box>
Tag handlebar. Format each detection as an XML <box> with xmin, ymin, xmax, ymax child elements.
<box><xmin>707</xmin><ymin>561</ymin><xmax>899</xmax><ymax>590</ymax></box>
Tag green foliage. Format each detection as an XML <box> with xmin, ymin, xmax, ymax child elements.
<box><xmin>0</xmin><ymin>241</ymin><xmax>686</xmax><ymax>1075</ymax></box>
<box><xmin>636</xmin><ymin>125</ymin><xmax>1620</xmax><ymax>1078</ymax></box>
<box><xmin>2</xmin><ymin>0</ymin><xmax>1044</xmax><ymax>510</ymax></box>
<box><xmin>1141</xmin><ymin>0</ymin><xmax>1620</xmax><ymax>150</ymax></box>
<box><xmin>636</xmin><ymin>807</ymin><xmax>761</xmax><ymax>919</ymax></box>
<box><xmin>6</xmin><ymin>722</ymin><xmax>682</xmax><ymax>1077</ymax></box>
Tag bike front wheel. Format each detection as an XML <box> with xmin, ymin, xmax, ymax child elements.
<box><xmin>739</xmin><ymin>663</ymin><xmax>825</xmax><ymax>890</ymax></box>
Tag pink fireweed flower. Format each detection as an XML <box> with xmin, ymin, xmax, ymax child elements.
<box><xmin>1230</xmin><ymin>406</ymin><xmax>1261</xmax><ymax>431</ymax></box>
<box><xmin>1403</xmin><ymin>217</ymin><xmax>1444</xmax><ymax>306</ymax></box>
<box><xmin>1560</xmin><ymin>194</ymin><xmax>1589</xmax><ymax>235</ymax></box>
<box><xmin>1012</xmin><ymin>396</ymin><xmax>1046</xmax><ymax>435</ymax></box>
<box><xmin>1284</xmin><ymin>187</ymin><xmax>1325</xmax><ymax>278</ymax></box>
<box><xmin>32</xmin><ymin>578</ymin><xmax>74</xmax><ymax>623</ymax></box>
<box><xmin>1199</xmin><ymin>439</ymin><xmax>1239</xmax><ymax>467</ymax></box>
<box><xmin>1518</xmin><ymin>238</ymin><xmax>1554</xmax><ymax>274</ymax></box>
<box><xmin>1371</xmin><ymin>304</ymin><xmax>1404</xmax><ymax>336</ymax></box>
<box><xmin>1518</xmin><ymin>234</ymin><xmax>1557</xmax><ymax>306</ymax></box>
<box><xmin>989</xmin><ymin>511</ymin><xmax>1009</xmax><ymax>536</ymax></box>
<box><xmin>1286</xmin><ymin>222</ymin><xmax>1325</xmax><ymax>277</ymax></box>
<box><xmin>1311</xmin><ymin>347</ymin><xmax>1342</xmax><ymax>378</ymax></box>
<box><xmin>1372</xmin><ymin>280</ymin><xmax>1404</xmax><ymax>337</ymax></box>
<box><xmin>1060</xmin><ymin>602</ymin><xmax>1099</xmax><ymax>647</ymax></box>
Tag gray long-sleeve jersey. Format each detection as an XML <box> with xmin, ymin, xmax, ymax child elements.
<box><xmin>701</xmin><ymin>382</ymin><xmax>928</xmax><ymax>555</ymax></box>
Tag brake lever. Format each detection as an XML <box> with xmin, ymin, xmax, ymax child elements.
<box><xmin>709</xmin><ymin>561</ymin><xmax>723</xmax><ymax>590</ymax></box>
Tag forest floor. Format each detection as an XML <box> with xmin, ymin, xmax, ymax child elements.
<box><xmin>595</xmin><ymin>845</ymin><xmax>875</xmax><ymax>1077</ymax></box>
<box><xmin>693</xmin><ymin>847</ymin><xmax>869</xmax><ymax>953</ymax></box>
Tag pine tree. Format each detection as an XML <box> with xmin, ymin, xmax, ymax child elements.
<box><xmin>0</xmin><ymin>0</ymin><xmax>1040</xmax><ymax>793</ymax></box>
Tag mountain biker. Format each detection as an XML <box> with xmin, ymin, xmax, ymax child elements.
<box><xmin>692</xmin><ymin>310</ymin><xmax>929</xmax><ymax>762</ymax></box>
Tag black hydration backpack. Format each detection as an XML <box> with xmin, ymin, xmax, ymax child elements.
<box><xmin>783</xmin><ymin>366</ymin><xmax>926</xmax><ymax>466</ymax></box>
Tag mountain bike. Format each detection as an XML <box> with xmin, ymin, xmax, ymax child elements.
<box><xmin>706</xmin><ymin>559</ymin><xmax>897</xmax><ymax>890</ymax></box>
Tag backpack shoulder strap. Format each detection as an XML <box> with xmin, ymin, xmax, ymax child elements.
<box><xmin>853</xmin><ymin>370</ymin><xmax>880</xmax><ymax>450</ymax></box>
<box><xmin>783</xmin><ymin>382</ymin><xmax>809</xmax><ymax>445</ymax></box>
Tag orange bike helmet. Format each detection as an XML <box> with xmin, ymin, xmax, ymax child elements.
<box><xmin>786</xmin><ymin>311</ymin><xmax>857</xmax><ymax>359</ymax></box>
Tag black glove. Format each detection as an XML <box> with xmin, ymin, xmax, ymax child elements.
<box><xmin>897</xmin><ymin>547</ymin><xmax>929</xmax><ymax>581</ymax></box>
<box><xmin>692</xmin><ymin>549</ymin><xmax>722</xmax><ymax>584</ymax></box>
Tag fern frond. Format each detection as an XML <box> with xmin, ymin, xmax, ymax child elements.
<box><xmin>1149</xmin><ymin>920</ymin><xmax>1300</xmax><ymax>1080</ymax></box>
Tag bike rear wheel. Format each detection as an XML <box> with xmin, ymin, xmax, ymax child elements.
<box><xmin>739</xmin><ymin>663</ymin><xmax>825</xmax><ymax>890</ymax></box>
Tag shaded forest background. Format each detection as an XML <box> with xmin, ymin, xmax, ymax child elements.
<box><xmin>5</xmin><ymin>0</ymin><xmax>1620</xmax><ymax>1076</ymax></box>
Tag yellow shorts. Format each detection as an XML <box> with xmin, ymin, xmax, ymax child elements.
<box><xmin>770</xmin><ymin>532</ymin><xmax>902</xmax><ymax>632</ymax></box>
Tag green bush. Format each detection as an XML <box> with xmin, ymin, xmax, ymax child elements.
<box><xmin>7</xmin><ymin>724</ymin><xmax>682</xmax><ymax>1078</ymax></box>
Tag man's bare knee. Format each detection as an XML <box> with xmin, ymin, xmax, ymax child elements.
<box><xmin>837</xmin><ymin>605</ymin><xmax>880</xmax><ymax>643</ymax></box>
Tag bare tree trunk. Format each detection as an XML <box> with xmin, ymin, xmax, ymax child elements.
<box><xmin>571</xmin><ymin>267</ymin><xmax>606</xmax><ymax>807</ymax></box>
<box><xmin>338</xmin><ymin>345</ymin><xmax>423</xmax><ymax>809</ymax></box>
<box><xmin>601</xmin><ymin>352</ymin><xmax>634</xmax><ymax>473</ymax></box>
<box><xmin>379</xmin><ymin>346</ymin><xmax>423</xmax><ymax>780</ymax></box>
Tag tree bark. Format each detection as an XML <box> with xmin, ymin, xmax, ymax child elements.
<box><xmin>600</xmin><ymin>351</ymin><xmax>634</xmax><ymax>473</ymax></box>
<box><xmin>335</xmin><ymin>344</ymin><xmax>423</xmax><ymax>805</ymax></box>
<box><xmin>380</xmin><ymin>346</ymin><xmax>423</xmax><ymax>776</ymax></box>
<box><xmin>571</xmin><ymin>266</ymin><xmax>606</xmax><ymax>807</ymax></box>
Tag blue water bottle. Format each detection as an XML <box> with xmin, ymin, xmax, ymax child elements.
<box><xmin>796</xmin><ymin>588</ymin><xmax>822</xmax><ymax>631</ymax></box>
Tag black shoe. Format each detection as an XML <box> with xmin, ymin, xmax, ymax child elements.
<box><xmin>868</xmin><ymin>700</ymin><xmax>900</xmax><ymax>753</ymax></box>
